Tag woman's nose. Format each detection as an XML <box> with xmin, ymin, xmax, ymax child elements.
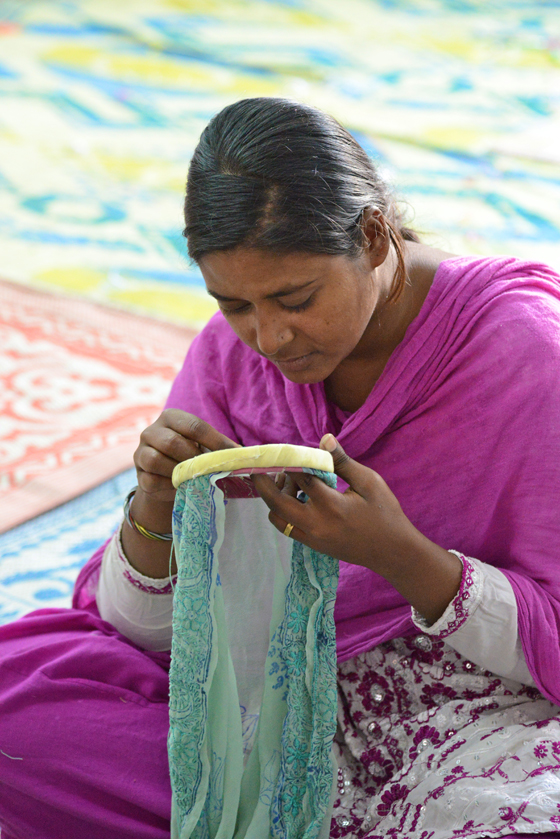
<box><xmin>255</xmin><ymin>312</ymin><xmax>292</xmax><ymax>357</ymax></box>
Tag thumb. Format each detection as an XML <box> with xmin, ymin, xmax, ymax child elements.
<box><xmin>319</xmin><ymin>433</ymin><xmax>366</xmax><ymax>493</ymax></box>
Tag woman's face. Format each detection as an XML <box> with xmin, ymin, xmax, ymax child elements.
<box><xmin>199</xmin><ymin>246</ymin><xmax>386</xmax><ymax>384</ymax></box>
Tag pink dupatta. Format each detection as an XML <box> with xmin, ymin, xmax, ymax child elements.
<box><xmin>166</xmin><ymin>255</ymin><xmax>560</xmax><ymax>707</ymax></box>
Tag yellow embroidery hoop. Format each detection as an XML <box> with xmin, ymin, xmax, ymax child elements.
<box><xmin>172</xmin><ymin>443</ymin><xmax>334</xmax><ymax>487</ymax></box>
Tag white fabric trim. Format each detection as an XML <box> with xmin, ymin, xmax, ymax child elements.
<box><xmin>96</xmin><ymin>522</ymin><xmax>174</xmax><ymax>651</ymax></box>
<box><xmin>412</xmin><ymin>553</ymin><xmax>535</xmax><ymax>686</ymax></box>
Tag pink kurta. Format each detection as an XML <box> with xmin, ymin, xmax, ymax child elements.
<box><xmin>166</xmin><ymin>255</ymin><xmax>560</xmax><ymax>706</ymax></box>
<box><xmin>1</xmin><ymin>255</ymin><xmax>560</xmax><ymax>839</ymax></box>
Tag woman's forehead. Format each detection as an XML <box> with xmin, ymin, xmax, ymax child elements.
<box><xmin>199</xmin><ymin>248</ymin><xmax>355</xmax><ymax>297</ymax></box>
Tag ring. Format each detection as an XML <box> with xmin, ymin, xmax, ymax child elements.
<box><xmin>283</xmin><ymin>522</ymin><xmax>295</xmax><ymax>538</ymax></box>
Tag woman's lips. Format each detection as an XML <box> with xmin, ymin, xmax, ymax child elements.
<box><xmin>274</xmin><ymin>352</ymin><xmax>316</xmax><ymax>372</ymax></box>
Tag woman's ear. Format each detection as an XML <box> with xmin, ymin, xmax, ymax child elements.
<box><xmin>361</xmin><ymin>207</ymin><xmax>390</xmax><ymax>268</ymax></box>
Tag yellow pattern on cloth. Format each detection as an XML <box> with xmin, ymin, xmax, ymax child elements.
<box><xmin>1</xmin><ymin>1</ymin><xmax>559</xmax><ymax>327</ymax></box>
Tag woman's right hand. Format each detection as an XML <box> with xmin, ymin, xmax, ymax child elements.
<box><xmin>133</xmin><ymin>409</ymin><xmax>240</xmax><ymax>504</ymax></box>
<box><xmin>122</xmin><ymin>411</ymin><xmax>239</xmax><ymax>578</ymax></box>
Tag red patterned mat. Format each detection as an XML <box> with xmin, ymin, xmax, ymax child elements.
<box><xmin>0</xmin><ymin>280</ymin><xmax>197</xmax><ymax>533</ymax></box>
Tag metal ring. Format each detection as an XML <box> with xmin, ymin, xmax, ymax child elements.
<box><xmin>283</xmin><ymin>522</ymin><xmax>295</xmax><ymax>538</ymax></box>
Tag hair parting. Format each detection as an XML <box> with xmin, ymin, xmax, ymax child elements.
<box><xmin>184</xmin><ymin>98</ymin><xmax>419</xmax><ymax>298</ymax></box>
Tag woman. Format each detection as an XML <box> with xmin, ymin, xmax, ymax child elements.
<box><xmin>1</xmin><ymin>98</ymin><xmax>560</xmax><ymax>839</ymax></box>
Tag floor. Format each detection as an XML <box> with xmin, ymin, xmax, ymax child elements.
<box><xmin>1</xmin><ymin>0</ymin><xmax>559</xmax><ymax>622</ymax></box>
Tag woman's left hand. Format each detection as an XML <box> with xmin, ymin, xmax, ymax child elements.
<box><xmin>252</xmin><ymin>433</ymin><xmax>463</xmax><ymax>624</ymax></box>
<box><xmin>252</xmin><ymin>434</ymin><xmax>417</xmax><ymax>577</ymax></box>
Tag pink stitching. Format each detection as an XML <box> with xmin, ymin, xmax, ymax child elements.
<box><xmin>122</xmin><ymin>567</ymin><xmax>174</xmax><ymax>595</ymax></box>
<box><xmin>116</xmin><ymin>526</ymin><xmax>175</xmax><ymax>595</ymax></box>
<box><xmin>435</xmin><ymin>555</ymin><xmax>477</xmax><ymax>639</ymax></box>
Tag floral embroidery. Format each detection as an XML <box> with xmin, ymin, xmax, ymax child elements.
<box><xmin>330</xmin><ymin>635</ymin><xmax>560</xmax><ymax>839</ymax></box>
<box><xmin>122</xmin><ymin>567</ymin><xmax>175</xmax><ymax>595</ymax></box>
<box><xmin>377</xmin><ymin>783</ymin><xmax>410</xmax><ymax>817</ymax></box>
<box><xmin>168</xmin><ymin>469</ymin><xmax>340</xmax><ymax>838</ymax></box>
<box><xmin>272</xmin><ymin>529</ymin><xmax>340</xmax><ymax>836</ymax></box>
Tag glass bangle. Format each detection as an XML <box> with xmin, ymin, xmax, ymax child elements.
<box><xmin>123</xmin><ymin>487</ymin><xmax>173</xmax><ymax>542</ymax></box>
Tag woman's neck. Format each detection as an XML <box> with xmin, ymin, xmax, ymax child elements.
<box><xmin>324</xmin><ymin>242</ymin><xmax>455</xmax><ymax>413</ymax></box>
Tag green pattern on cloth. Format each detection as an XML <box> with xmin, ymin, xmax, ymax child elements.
<box><xmin>169</xmin><ymin>469</ymin><xmax>340</xmax><ymax>839</ymax></box>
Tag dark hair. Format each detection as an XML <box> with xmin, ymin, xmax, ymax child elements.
<box><xmin>184</xmin><ymin>98</ymin><xmax>419</xmax><ymax>301</ymax></box>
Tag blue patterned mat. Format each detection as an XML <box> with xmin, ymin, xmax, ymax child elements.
<box><xmin>1</xmin><ymin>0</ymin><xmax>559</xmax><ymax>327</ymax></box>
<box><xmin>0</xmin><ymin>469</ymin><xmax>135</xmax><ymax>624</ymax></box>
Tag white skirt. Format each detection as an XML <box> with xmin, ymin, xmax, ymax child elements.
<box><xmin>331</xmin><ymin>635</ymin><xmax>560</xmax><ymax>839</ymax></box>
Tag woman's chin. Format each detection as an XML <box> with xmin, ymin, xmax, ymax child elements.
<box><xmin>271</xmin><ymin>351</ymin><xmax>325</xmax><ymax>382</ymax></box>
<box><xmin>278</xmin><ymin>366</ymin><xmax>329</xmax><ymax>385</ymax></box>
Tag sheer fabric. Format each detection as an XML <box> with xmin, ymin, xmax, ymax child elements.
<box><xmin>168</xmin><ymin>468</ymin><xmax>339</xmax><ymax>839</ymax></box>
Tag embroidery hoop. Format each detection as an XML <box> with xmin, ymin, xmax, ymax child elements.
<box><xmin>172</xmin><ymin>443</ymin><xmax>334</xmax><ymax>486</ymax></box>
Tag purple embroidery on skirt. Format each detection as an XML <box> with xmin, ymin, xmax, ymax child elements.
<box><xmin>329</xmin><ymin>636</ymin><xmax>560</xmax><ymax>838</ymax></box>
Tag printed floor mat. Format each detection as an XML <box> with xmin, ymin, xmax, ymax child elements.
<box><xmin>0</xmin><ymin>468</ymin><xmax>134</xmax><ymax>624</ymax></box>
<box><xmin>1</xmin><ymin>0</ymin><xmax>559</xmax><ymax>621</ymax></box>
<box><xmin>0</xmin><ymin>0</ymin><xmax>559</xmax><ymax>327</ymax></box>
<box><xmin>0</xmin><ymin>279</ymin><xmax>195</xmax><ymax>532</ymax></box>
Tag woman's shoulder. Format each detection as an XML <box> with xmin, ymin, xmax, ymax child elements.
<box><xmin>399</xmin><ymin>252</ymin><xmax>560</xmax><ymax>397</ymax></box>
<box><xmin>193</xmin><ymin>310</ymin><xmax>240</xmax><ymax>349</ymax></box>
<box><xmin>181</xmin><ymin>310</ymin><xmax>284</xmax><ymax>393</ymax></box>
<box><xmin>435</xmin><ymin>252</ymin><xmax>560</xmax><ymax>294</ymax></box>
<box><xmin>407</xmin><ymin>245</ymin><xmax>560</xmax><ymax>336</ymax></box>
<box><xmin>429</xmin><ymin>253</ymin><xmax>560</xmax><ymax>328</ymax></box>
<box><xmin>433</xmin><ymin>254</ymin><xmax>560</xmax><ymax>374</ymax></box>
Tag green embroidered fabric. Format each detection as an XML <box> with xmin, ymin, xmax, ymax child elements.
<box><xmin>168</xmin><ymin>468</ymin><xmax>339</xmax><ymax>839</ymax></box>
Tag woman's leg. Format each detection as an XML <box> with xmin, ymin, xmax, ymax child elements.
<box><xmin>0</xmin><ymin>608</ymin><xmax>171</xmax><ymax>839</ymax></box>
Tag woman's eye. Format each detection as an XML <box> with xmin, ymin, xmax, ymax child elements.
<box><xmin>283</xmin><ymin>296</ymin><xmax>313</xmax><ymax>312</ymax></box>
<box><xmin>220</xmin><ymin>294</ymin><xmax>314</xmax><ymax>316</ymax></box>
<box><xmin>221</xmin><ymin>303</ymin><xmax>251</xmax><ymax>315</ymax></box>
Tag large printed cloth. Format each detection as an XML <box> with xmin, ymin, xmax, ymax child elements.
<box><xmin>166</xmin><ymin>255</ymin><xmax>560</xmax><ymax>707</ymax></box>
<box><xmin>169</xmin><ymin>469</ymin><xmax>339</xmax><ymax>839</ymax></box>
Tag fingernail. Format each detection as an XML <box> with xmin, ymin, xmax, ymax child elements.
<box><xmin>320</xmin><ymin>433</ymin><xmax>337</xmax><ymax>452</ymax></box>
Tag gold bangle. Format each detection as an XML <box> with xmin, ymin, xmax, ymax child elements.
<box><xmin>123</xmin><ymin>488</ymin><xmax>173</xmax><ymax>542</ymax></box>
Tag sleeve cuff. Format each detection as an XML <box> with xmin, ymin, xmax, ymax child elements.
<box><xmin>411</xmin><ymin>551</ymin><xmax>484</xmax><ymax>637</ymax></box>
<box><xmin>96</xmin><ymin>522</ymin><xmax>174</xmax><ymax>651</ymax></box>
<box><xmin>116</xmin><ymin>521</ymin><xmax>176</xmax><ymax>594</ymax></box>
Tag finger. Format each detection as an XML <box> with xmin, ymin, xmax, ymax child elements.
<box><xmin>319</xmin><ymin>434</ymin><xmax>370</xmax><ymax>495</ymax></box>
<box><xmin>136</xmin><ymin>468</ymin><xmax>175</xmax><ymax>497</ymax></box>
<box><xmin>251</xmin><ymin>473</ymin><xmax>310</xmax><ymax>527</ymax></box>
<box><xmin>274</xmin><ymin>472</ymin><xmax>287</xmax><ymax>490</ymax></box>
<box><xmin>161</xmin><ymin>409</ymin><xmax>240</xmax><ymax>453</ymax></box>
<box><xmin>267</xmin><ymin>510</ymin><xmax>309</xmax><ymax>544</ymax></box>
<box><xmin>279</xmin><ymin>472</ymin><xmax>299</xmax><ymax>499</ymax></box>
<box><xmin>137</xmin><ymin>427</ymin><xmax>203</xmax><ymax>467</ymax></box>
<box><xmin>289</xmin><ymin>470</ymin><xmax>334</xmax><ymax>503</ymax></box>
<box><xmin>134</xmin><ymin>444</ymin><xmax>191</xmax><ymax>478</ymax></box>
